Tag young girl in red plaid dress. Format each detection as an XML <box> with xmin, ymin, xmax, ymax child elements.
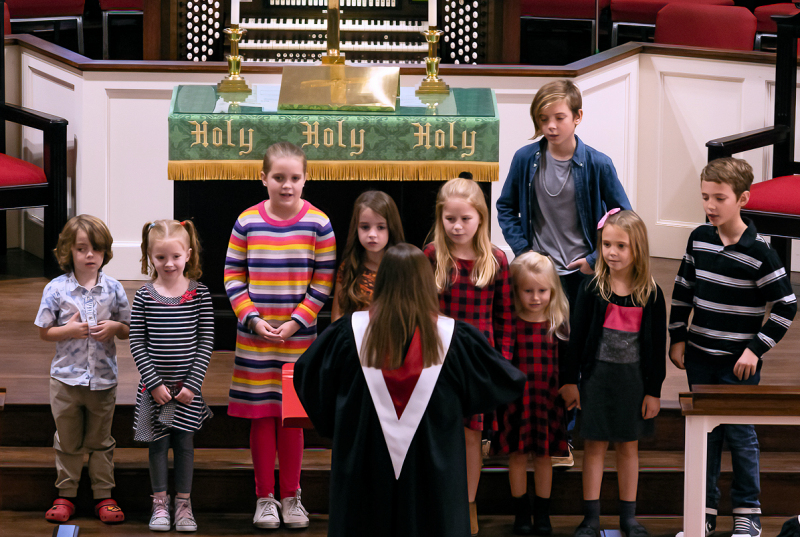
<box><xmin>424</xmin><ymin>177</ymin><xmax>514</xmax><ymax>536</ymax></box>
<box><xmin>498</xmin><ymin>252</ymin><xmax>569</xmax><ymax>535</ymax></box>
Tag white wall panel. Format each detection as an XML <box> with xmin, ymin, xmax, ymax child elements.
<box><xmin>16</xmin><ymin>47</ymin><xmax>800</xmax><ymax>277</ymax></box>
<box><xmin>103</xmin><ymin>89</ymin><xmax>175</xmax><ymax>279</ymax></box>
<box><xmin>637</xmin><ymin>55</ymin><xmax>776</xmax><ymax>261</ymax></box>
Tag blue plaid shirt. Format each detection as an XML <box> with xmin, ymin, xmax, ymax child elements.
<box><xmin>35</xmin><ymin>272</ymin><xmax>131</xmax><ymax>390</ymax></box>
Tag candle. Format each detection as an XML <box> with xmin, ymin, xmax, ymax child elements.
<box><xmin>428</xmin><ymin>0</ymin><xmax>436</xmax><ymax>27</ymax></box>
<box><xmin>231</xmin><ymin>0</ymin><xmax>239</xmax><ymax>25</ymax></box>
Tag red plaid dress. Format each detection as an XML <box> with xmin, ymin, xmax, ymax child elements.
<box><xmin>424</xmin><ymin>244</ymin><xmax>514</xmax><ymax>431</ymax></box>
<box><xmin>497</xmin><ymin>319</ymin><xmax>568</xmax><ymax>456</ymax></box>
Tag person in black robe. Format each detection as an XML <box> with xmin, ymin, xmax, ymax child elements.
<box><xmin>294</xmin><ymin>243</ymin><xmax>525</xmax><ymax>537</ymax></box>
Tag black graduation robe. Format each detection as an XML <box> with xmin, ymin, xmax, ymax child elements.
<box><xmin>294</xmin><ymin>312</ymin><xmax>526</xmax><ymax>537</ymax></box>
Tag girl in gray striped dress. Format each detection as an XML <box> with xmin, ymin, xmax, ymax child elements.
<box><xmin>131</xmin><ymin>219</ymin><xmax>214</xmax><ymax>533</ymax></box>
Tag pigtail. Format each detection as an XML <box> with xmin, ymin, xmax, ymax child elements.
<box><xmin>181</xmin><ymin>220</ymin><xmax>203</xmax><ymax>280</ymax></box>
<box><xmin>140</xmin><ymin>221</ymin><xmax>155</xmax><ymax>277</ymax></box>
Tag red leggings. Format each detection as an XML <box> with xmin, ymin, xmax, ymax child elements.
<box><xmin>250</xmin><ymin>417</ymin><xmax>303</xmax><ymax>499</ymax></box>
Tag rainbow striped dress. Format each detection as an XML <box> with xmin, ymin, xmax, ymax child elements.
<box><xmin>224</xmin><ymin>200</ymin><xmax>336</xmax><ymax>419</ymax></box>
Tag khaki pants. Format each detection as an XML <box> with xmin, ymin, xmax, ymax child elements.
<box><xmin>49</xmin><ymin>378</ymin><xmax>117</xmax><ymax>499</ymax></box>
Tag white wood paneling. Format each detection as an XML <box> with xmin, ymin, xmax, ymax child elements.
<box><xmin>12</xmin><ymin>46</ymin><xmax>800</xmax><ymax>277</ymax></box>
<box><xmin>637</xmin><ymin>55</ymin><xmax>775</xmax><ymax>261</ymax></box>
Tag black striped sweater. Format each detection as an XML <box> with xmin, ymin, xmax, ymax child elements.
<box><xmin>669</xmin><ymin>220</ymin><xmax>796</xmax><ymax>361</ymax></box>
<box><xmin>130</xmin><ymin>280</ymin><xmax>214</xmax><ymax>438</ymax></box>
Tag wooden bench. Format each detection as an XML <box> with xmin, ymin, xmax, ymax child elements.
<box><xmin>680</xmin><ymin>385</ymin><xmax>800</xmax><ymax>537</ymax></box>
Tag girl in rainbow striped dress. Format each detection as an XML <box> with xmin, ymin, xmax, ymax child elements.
<box><xmin>224</xmin><ymin>142</ymin><xmax>336</xmax><ymax>530</ymax></box>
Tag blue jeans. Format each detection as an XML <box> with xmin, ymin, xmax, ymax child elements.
<box><xmin>685</xmin><ymin>354</ymin><xmax>761</xmax><ymax>510</ymax></box>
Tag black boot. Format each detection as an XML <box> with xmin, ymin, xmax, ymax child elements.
<box><xmin>512</xmin><ymin>494</ymin><xmax>534</xmax><ymax>535</ymax></box>
<box><xmin>533</xmin><ymin>496</ymin><xmax>553</xmax><ymax>536</ymax></box>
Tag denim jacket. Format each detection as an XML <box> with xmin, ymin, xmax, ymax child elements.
<box><xmin>496</xmin><ymin>135</ymin><xmax>631</xmax><ymax>267</ymax></box>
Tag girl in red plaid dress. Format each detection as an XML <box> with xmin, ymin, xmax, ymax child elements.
<box><xmin>498</xmin><ymin>252</ymin><xmax>569</xmax><ymax>535</ymax></box>
<box><xmin>424</xmin><ymin>178</ymin><xmax>515</xmax><ymax>536</ymax></box>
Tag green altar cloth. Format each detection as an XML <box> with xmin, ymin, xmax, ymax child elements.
<box><xmin>168</xmin><ymin>84</ymin><xmax>499</xmax><ymax>182</ymax></box>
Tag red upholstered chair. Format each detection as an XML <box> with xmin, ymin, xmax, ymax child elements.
<box><xmin>3</xmin><ymin>2</ymin><xmax>10</xmax><ymax>35</ymax></box>
<box><xmin>99</xmin><ymin>0</ymin><xmax>143</xmax><ymax>59</ymax></box>
<box><xmin>1</xmin><ymin>1</ymin><xmax>69</xmax><ymax>275</ymax></box>
<box><xmin>610</xmin><ymin>0</ymin><xmax>734</xmax><ymax>47</ymax></box>
<box><xmin>706</xmin><ymin>11</ymin><xmax>800</xmax><ymax>271</ymax></box>
<box><xmin>654</xmin><ymin>4</ymin><xmax>757</xmax><ymax>51</ymax></box>
<box><xmin>521</xmin><ymin>0</ymin><xmax>611</xmax><ymax>55</ymax></box>
<box><xmin>754</xmin><ymin>3</ymin><xmax>800</xmax><ymax>50</ymax></box>
<box><xmin>5</xmin><ymin>0</ymin><xmax>85</xmax><ymax>55</ymax></box>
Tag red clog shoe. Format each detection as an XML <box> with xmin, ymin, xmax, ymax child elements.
<box><xmin>45</xmin><ymin>498</ymin><xmax>75</xmax><ymax>523</ymax></box>
<box><xmin>95</xmin><ymin>498</ymin><xmax>125</xmax><ymax>524</ymax></box>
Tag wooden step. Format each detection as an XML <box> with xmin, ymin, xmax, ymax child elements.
<box><xmin>0</xmin><ymin>511</ymin><xmax>797</xmax><ymax>537</ymax></box>
<box><xmin>5</xmin><ymin>447</ymin><xmax>800</xmax><ymax>516</ymax></box>
<box><xmin>0</xmin><ymin>403</ymin><xmax>331</xmax><ymax>449</ymax></box>
<box><xmin>6</xmin><ymin>401</ymin><xmax>800</xmax><ymax>452</ymax></box>
<box><xmin>0</xmin><ymin>513</ymin><xmax>675</xmax><ymax>537</ymax></box>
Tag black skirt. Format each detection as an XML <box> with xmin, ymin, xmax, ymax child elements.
<box><xmin>578</xmin><ymin>361</ymin><xmax>655</xmax><ymax>442</ymax></box>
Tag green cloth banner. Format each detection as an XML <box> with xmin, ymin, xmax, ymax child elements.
<box><xmin>168</xmin><ymin>85</ymin><xmax>499</xmax><ymax>181</ymax></box>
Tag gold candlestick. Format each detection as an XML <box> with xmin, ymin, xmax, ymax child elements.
<box><xmin>218</xmin><ymin>24</ymin><xmax>251</xmax><ymax>93</ymax></box>
<box><xmin>416</xmin><ymin>26</ymin><xmax>449</xmax><ymax>95</ymax></box>
<box><xmin>321</xmin><ymin>0</ymin><xmax>346</xmax><ymax>64</ymax></box>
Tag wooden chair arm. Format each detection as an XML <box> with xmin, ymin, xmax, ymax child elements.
<box><xmin>706</xmin><ymin>125</ymin><xmax>790</xmax><ymax>160</ymax></box>
<box><xmin>2</xmin><ymin>103</ymin><xmax>68</xmax><ymax>134</ymax></box>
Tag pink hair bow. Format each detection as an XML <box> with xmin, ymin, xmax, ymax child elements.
<box><xmin>597</xmin><ymin>208</ymin><xmax>621</xmax><ymax>230</ymax></box>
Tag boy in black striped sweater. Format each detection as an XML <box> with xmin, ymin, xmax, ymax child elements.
<box><xmin>669</xmin><ymin>158</ymin><xmax>797</xmax><ymax>537</ymax></box>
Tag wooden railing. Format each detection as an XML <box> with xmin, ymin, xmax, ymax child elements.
<box><xmin>680</xmin><ymin>386</ymin><xmax>800</xmax><ymax>537</ymax></box>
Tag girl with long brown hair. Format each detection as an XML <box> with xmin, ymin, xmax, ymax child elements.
<box><xmin>294</xmin><ymin>243</ymin><xmax>524</xmax><ymax>537</ymax></box>
<box><xmin>332</xmin><ymin>191</ymin><xmax>404</xmax><ymax>321</ymax></box>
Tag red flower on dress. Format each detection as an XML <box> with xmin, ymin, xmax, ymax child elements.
<box><xmin>179</xmin><ymin>289</ymin><xmax>197</xmax><ymax>304</ymax></box>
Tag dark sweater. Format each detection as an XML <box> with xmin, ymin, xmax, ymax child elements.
<box><xmin>669</xmin><ymin>220</ymin><xmax>796</xmax><ymax>361</ymax></box>
<box><xmin>561</xmin><ymin>279</ymin><xmax>667</xmax><ymax>398</ymax></box>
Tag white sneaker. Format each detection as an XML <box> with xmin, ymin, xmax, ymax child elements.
<box><xmin>174</xmin><ymin>497</ymin><xmax>197</xmax><ymax>532</ymax></box>
<box><xmin>253</xmin><ymin>494</ymin><xmax>281</xmax><ymax>529</ymax></box>
<box><xmin>149</xmin><ymin>495</ymin><xmax>171</xmax><ymax>532</ymax></box>
<box><xmin>280</xmin><ymin>489</ymin><xmax>309</xmax><ymax>529</ymax></box>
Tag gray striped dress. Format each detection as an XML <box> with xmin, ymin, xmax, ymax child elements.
<box><xmin>130</xmin><ymin>280</ymin><xmax>214</xmax><ymax>441</ymax></box>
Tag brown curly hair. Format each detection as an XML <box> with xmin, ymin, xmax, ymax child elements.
<box><xmin>54</xmin><ymin>215</ymin><xmax>114</xmax><ymax>273</ymax></box>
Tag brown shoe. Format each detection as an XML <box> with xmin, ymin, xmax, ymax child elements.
<box><xmin>470</xmin><ymin>501</ymin><xmax>479</xmax><ymax>535</ymax></box>
<box><xmin>551</xmin><ymin>445</ymin><xmax>575</xmax><ymax>468</ymax></box>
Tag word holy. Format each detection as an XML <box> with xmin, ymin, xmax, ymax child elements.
<box><xmin>301</xmin><ymin>120</ymin><xmax>365</xmax><ymax>156</ymax></box>
<box><xmin>301</xmin><ymin>120</ymin><xmax>478</xmax><ymax>158</ymax></box>
<box><xmin>412</xmin><ymin>122</ymin><xmax>476</xmax><ymax>158</ymax></box>
<box><xmin>189</xmin><ymin>120</ymin><xmax>254</xmax><ymax>156</ymax></box>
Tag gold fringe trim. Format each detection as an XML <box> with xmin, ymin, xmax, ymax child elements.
<box><xmin>168</xmin><ymin>160</ymin><xmax>498</xmax><ymax>182</ymax></box>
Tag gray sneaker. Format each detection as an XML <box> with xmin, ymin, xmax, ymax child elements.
<box><xmin>174</xmin><ymin>497</ymin><xmax>197</xmax><ymax>532</ymax></box>
<box><xmin>732</xmin><ymin>516</ymin><xmax>762</xmax><ymax>537</ymax></box>
<box><xmin>149</xmin><ymin>495</ymin><xmax>171</xmax><ymax>532</ymax></box>
<box><xmin>280</xmin><ymin>489</ymin><xmax>309</xmax><ymax>529</ymax></box>
<box><xmin>253</xmin><ymin>494</ymin><xmax>281</xmax><ymax>529</ymax></box>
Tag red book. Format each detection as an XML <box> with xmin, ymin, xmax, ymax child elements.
<box><xmin>282</xmin><ymin>363</ymin><xmax>312</xmax><ymax>429</ymax></box>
